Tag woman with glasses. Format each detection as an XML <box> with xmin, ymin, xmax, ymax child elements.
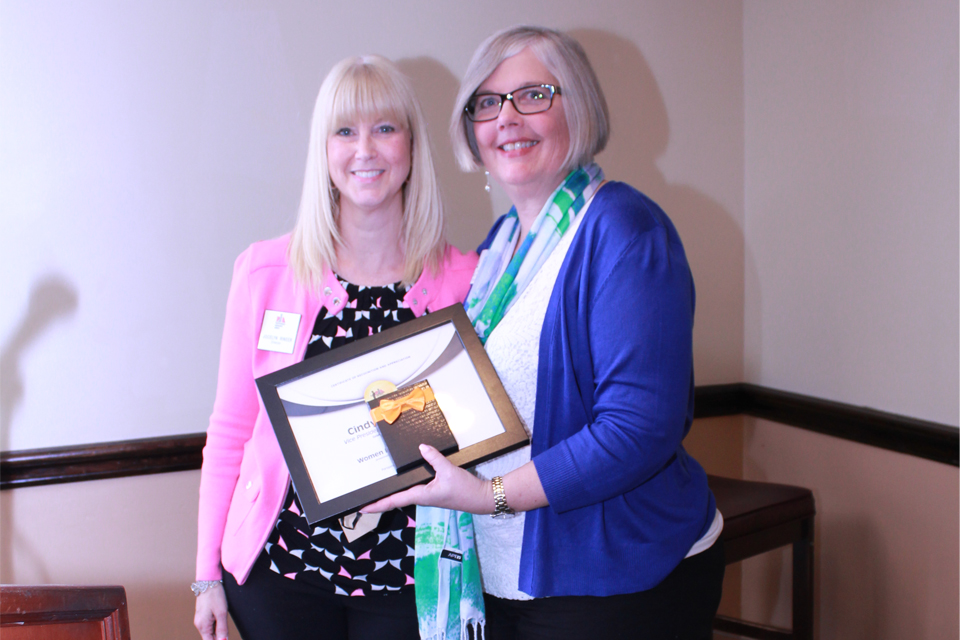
<box><xmin>193</xmin><ymin>55</ymin><xmax>479</xmax><ymax>640</ymax></box>
<box><xmin>364</xmin><ymin>26</ymin><xmax>724</xmax><ymax>639</ymax></box>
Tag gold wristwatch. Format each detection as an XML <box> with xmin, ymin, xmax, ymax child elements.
<box><xmin>491</xmin><ymin>476</ymin><xmax>516</xmax><ymax>518</ymax></box>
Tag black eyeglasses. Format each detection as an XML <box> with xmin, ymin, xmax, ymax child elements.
<box><xmin>465</xmin><ymin>84</ymin><xmax>561</xmax><ymax>122</ymax></box>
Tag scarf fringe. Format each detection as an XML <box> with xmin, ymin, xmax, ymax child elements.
<box><xmin>414</xmin><ymin>507</ymin><xmax>485</xmax><ymax>640</ymax></box>
<box><xmin>466</xmin><ymin>618</ymin><xmax>484</xmax><ymax>640</ymax></box>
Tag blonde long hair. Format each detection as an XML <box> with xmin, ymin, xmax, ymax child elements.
<box><xmin>289</xmin><ymin>55</ymin><xmax>446</xmax><ymax>287</ymax></box>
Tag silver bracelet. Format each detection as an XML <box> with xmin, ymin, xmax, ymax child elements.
<box><xmin>191</xmin><ymin>580</ymin><xmax>222</xmax><ymax>597</ymax></box>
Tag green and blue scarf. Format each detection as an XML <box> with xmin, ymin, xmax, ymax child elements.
<box><xmin>414</xmin><ymin>506</ymin><xmax>484</xmax><ymax>640</ymax></box>
<box><xmin>413</xmin><ymin>164</ymin><xmax>603</xmax><ymax>639</ymax></box>
<box><xmin>464</xmin><ymin>164</ymin><xmax>604</xmax><ymax>343</ymax></box>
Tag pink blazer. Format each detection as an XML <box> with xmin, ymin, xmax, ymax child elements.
<box><xmin>196</xmin><ymin>235</ymin><xmax>478</xmax><ymax>583</ymax></box>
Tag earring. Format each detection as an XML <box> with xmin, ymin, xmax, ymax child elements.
<box><xmin>484</xmin><ymin>170</ymin><xmax>491</xmax><ymax>193</ymax></box>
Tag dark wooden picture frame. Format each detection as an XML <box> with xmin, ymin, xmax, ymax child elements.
<box><xmin>256</xmin><ymin>304</ymin><xmax>528</xmax><ymax>523</ymax></box>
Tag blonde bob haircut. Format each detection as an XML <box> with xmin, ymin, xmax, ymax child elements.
<box><xmin>450</xmin><ymin>26</ymin><xmax>609</xmax><ymax>173</ymax></box>
<box><xmin>289</xmin><ymin>55</ymin><xmax>446</xmax><ymax>287</ymax></box>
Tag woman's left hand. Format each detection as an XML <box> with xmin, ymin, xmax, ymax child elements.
<box><xmin>362</xmin><ymin>444</ymin><xmax>493</xmax><ymax>514</ymax></box>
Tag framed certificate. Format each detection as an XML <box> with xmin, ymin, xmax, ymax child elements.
<box><xmin>256</xmin><ymin>304</ymin><xmax>528</xmax><ymax>523</ymax></box>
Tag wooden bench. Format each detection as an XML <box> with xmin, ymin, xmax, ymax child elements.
<box><xmin>0</xmin><ymin>585</ymin><xmax>131</xmax><ymax>640</ymax></box>
<box><xmin>710</xmin><ymin>475</ymin><xmax>816</xmax><ymax>640</ymax></box>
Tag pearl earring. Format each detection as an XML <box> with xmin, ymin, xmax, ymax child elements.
<box><xmin>484</xmin><ymin>170</ymin><xmax>491</xmax><ymax>193</ymax></box>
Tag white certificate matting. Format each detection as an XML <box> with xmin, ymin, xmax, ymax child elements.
<box><xmin>257</xmin><ymin>305</ymin><xmax>527</xmax><ymax>523</ymax></box>
<box><xmin>279</xmin><ymin>324</ymin><xmax>505</xmax><ymax>503</ymax></box>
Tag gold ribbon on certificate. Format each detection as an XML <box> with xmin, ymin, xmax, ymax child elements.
<box><xmin>370</xmin><ymin>386</ymin><xmax>436</xmax><ymax>424</ymax></box>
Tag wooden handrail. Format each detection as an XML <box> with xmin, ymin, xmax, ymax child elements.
<box><xmin>1</xmin><ymin>384</ymin><xmax>956</xmax><ymax>490</ymax></box>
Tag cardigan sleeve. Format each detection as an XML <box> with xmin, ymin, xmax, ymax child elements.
<box><xmin>195</xmin><ymin>247</ymin><xmax>262</xmax><ymax>580</ymax></box>
<box><xmin>532</xmin><ymin>192</ymin><xmax>697</xmax><ymax>514</ymax></box>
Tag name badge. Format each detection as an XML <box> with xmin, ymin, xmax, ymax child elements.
<box><xmin>257</xmin><ymin>310</ymin><xmax>301</xmax><ymax>354</ymax></box>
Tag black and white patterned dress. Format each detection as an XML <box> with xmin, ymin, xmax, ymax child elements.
<box><xmin>260</xmin><ymin>279</ymin><xmax>418</xmax><ymax>596</ymax></box>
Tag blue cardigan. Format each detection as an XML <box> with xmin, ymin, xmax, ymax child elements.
<box><xmin>479</xmin><ymin>182</ymin><xmax>716</xmax><ymax>597</ymax></box>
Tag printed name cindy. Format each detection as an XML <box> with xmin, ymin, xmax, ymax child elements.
<box><xmin>348</xmin><ymin>421</ymin><xmax>376</xmax><ymax>436</ymax></box>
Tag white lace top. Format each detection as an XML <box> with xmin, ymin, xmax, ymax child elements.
<box><xmin>473</xmin><ymin>209</ymin><xmax>587</xmax><ymax>600</ymax></box>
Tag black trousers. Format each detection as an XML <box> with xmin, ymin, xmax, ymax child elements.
<box><xmin>484</xmin><ymin>540</ymin><xmax>725</xmax><ymax>640</ymax></box>
<box><xmin>222</xmin><ymin>554</ymin><xmax>420</xmax><ymax>640</ymax></box>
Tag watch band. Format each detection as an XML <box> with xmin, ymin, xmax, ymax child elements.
<box><xmin>491</xmin><ymin>475</ymin><xmax>515</xmax><ymax>518</ymax></box>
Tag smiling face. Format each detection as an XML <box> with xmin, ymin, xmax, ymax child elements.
<box><xmin>472</xmin><ymin>48</ymin><xmax>571</xmax><ymax>212</ymax></box>
<box><xmin>326</xmin><ymin>116</ymin><xmax>412</xmax><ymax>217</ymax></box>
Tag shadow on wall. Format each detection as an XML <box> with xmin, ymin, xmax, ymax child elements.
<box><xmin>571</xmin><ymin>29</ymin><xmax>745</xmax><ymax>380</ymax></box>
<box><xmin>0</xmin><ymin>274</ymin><xmax>79</xmax><ymax>583</ymax></box>
<box><xmin>397</xmin><ymin>57</ymin><xmax>494</xmax><ymax>254</ymax></box>
<box><xmin>1</xmin><ymin>275</ymin><xmax>79</xmax><ymax>445</ymax></box>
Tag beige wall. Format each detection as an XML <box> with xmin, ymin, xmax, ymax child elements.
<box><xmin>742</xmin><ymin>420</ymin><xmax>958</xmax><ymax>640</ymax></box>
<box><xmin>1</xmin><ymin>472</ymin><xmax>212</xmax><ymax>639</ymax></box>
<box><xmin>0</xmin><ymin>0</ymin><xmax>743</xmax><ymax>451</ymax></box>
<box><xmin>1</xmin><ymin>2</ymin><xmax>746</xmax><ymax>639</ymax></box>
<box><xmin>742</xmin><ymin>0</ymin><xmax>959</xmax><ymax>424</ymax></box>
<box><xmin>3</xmin><ymin>1</ymin><xmax>958</xmax><ymax>639</ymax></box>
<box><xmin>741</xmin><ymin>0</ymin><xmax>959</xmax><ymax>638</ymax></box>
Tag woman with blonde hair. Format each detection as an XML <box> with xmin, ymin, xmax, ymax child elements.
<box><xmin>193</xmin><ymin>55</ymin><xmax>479</xmax><ymax>640</ymax></box>
<box><xmin>366</xmin><ymin>27</ymin><xmax>724</xmax><ymax>639</ymax></box>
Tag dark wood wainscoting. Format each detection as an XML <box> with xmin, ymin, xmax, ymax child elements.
<box><xmin>1</xmin><ymin>383</ymin><xmax>956</xmax><ymax>490</ymax></box>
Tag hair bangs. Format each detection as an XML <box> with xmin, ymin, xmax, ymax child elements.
<box><xmin>328</xmin><ymin>62</ymin><xmax>411</xmax><ymax>133</ymax></box>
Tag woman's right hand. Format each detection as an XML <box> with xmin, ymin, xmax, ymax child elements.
<box><xmin>361</xmin><ymin>444</ymin><xmax>492</xmax><ymax>514</ymax></box>
<box><xmin>194</xmin><ymin>584</ymin><xmax>229</xmax><ymax>640</ymax></box>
